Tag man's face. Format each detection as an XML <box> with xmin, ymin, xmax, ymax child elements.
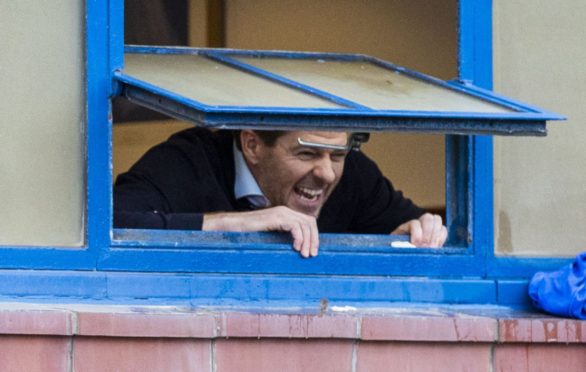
<box><xmin>247</xmin><ymin>131</ymin><xmax>348</xmax><ymax>217</ymax></box>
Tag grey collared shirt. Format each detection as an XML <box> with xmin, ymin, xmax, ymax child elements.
<box><xmin>233</xmin><ymin>141</ymin><xmax>270</xmax><ymax>209</ymax></box>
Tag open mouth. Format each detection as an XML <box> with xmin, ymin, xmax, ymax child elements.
<box><xmin>294</xmin><ymin>186</ymin><xmax>324</xmax><ymax>202</ymax></box>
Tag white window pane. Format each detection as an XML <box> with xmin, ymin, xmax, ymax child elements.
<box><xmin>0</xmin><ymin>1</ymin><xmax>85</xmax><ymax>246</ymax></box>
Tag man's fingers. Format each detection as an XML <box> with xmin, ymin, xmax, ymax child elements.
<box><xmin>284</xmin><ymin>222</ymin><xmax>303</xmax><ymax>253</ymax></box>
<box><xmin>273</xmin><ymin>207</ymin><xmax>318</xmax><ymax>258</ymax></box>
<box><xmin>437</xmin><ymin>225</ymin><xmax>448</xmax><ymax>247</ymax></box>
<box><xmin>416</xmin><ymin>213</ymin><xmax>447</xmax><ymax>248</ymax></box>
<box><xmin>393</xmin><ymin>214</ymin><xmax>447</xmax><ymax>248</ymax></box>
<box><xmin>408</xmin><ymin>220</ymin><xmax>423</xmax><ymax>246</ymax></box>
<box><xmin>430</xmin><ymin>214</ymin><xmax>444</xmax><ymax>247</ymax></box>
<box><xmin>298</xmin><ymin>215</ymin><xmax>319</xmax><ymax>258</ymax></box>
<box><xmin>299</xmin><ymin>221</ymin><xmax>312</xmax><ymax>258</ymax></box>
<box><xmin>309</xmin><ymin>218</ymin><xmax>319</xmax><ymax>257</ymax></box>
<box><xmin>419</xmin><ymin>213</ymin><xmax>435</xmax><ymax>245</ymax></box>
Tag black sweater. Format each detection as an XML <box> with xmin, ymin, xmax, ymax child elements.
<box><xmin>114</xmin><ymin>128</ymin><xmax>424</xmax><ymax>233</ymax></box>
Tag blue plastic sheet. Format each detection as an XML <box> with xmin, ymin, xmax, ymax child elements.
<box><xmin>528</xmin><ymin>252</ymin><xmax>586</xmax><ymax>319</ymax></box>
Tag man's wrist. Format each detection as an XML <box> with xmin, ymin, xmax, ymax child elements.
<box><xmin>202</xmin><ymin>213</ymin><xmax>224</xmax><ymax>231</ymax></box>
<box><xmin>202</xmin><ymin>212</ymin><xmax>242</xmax><ymax>232</ymax></box>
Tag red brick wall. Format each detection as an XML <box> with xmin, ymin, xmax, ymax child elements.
<box><xmin>0</xmin><ymin>304</ymin><xmax>584</xmax><ymax>371</ymax></box>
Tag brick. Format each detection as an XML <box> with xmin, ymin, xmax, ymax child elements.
<box><xmin>220</xmin><ymin>313</ymin><xmax>260</xmax><ymax>337</ymax></box>
<box><xmin>361</xmin><ymin>314</ymin><xmax>496</xmax><ymax>342</ymax></box>
<box><xmin>525</xmin><ymin>344</ymin><xmax>586</xmax><ymax>370</ymax></box>
<box><xmin>532</xmin><ymin>319</ymin><xmax>564</xmax><ymax>342</ymax></box>
<box><xmin>494</xmin><ymin>344</ymin><xmax>586</xmax><ymax>372</ymax></box>
<box><xmin>499</xmin><ymin>318</ymin><xmax>586</xmax><ymax>343</ymax></box>
<box><xmin>566</xmin><ymin>319</ymin><xmax>586</xmax><ymax>342</ymax></box>
<box><xmin>259</xmin><ymin>314</ymin><xmax>307</xmax><ymax>337</ymax></box>
<box><xmin>493</xmin><ymin>345</ymin><xmax>528</xmax><ymax>372</ymax></box>
<box><xmin>0</xmin><ymin>336</ymin><xmax>69</xmax><ymax>372</ymax></box>
<box><xmin>357</xmin><ymin>341</ymin><xmax>491</xmax><ymax>372</ymax></box>
<box><xmin>221</xmin><ymin>313</ymin><xmax>358</xmax><ymax>339</ymax></box>
<box><xmin>499</xmin><ymin>318</ymin><xmax>533</xmax><ymax>342</ymax></box>
<box><xmin>306</xmin><ymin>314</ymin><xmax>358</xmax><ymax>338</ymax></box>
<box><xmin>215</xmin><ymin>339</ymin><xmax>352</xmax><ymax>372</ymax></box>
<box><xmin>0</xmin><ymin>310</ymin><xmax>73</xmax><ymax>335</ymax></box>
<box><xmin>222</xmin><ymin>313</ymin><xmax>310</xmax><ymax>338</ymax></box>
<box><xmin>77</xmin><ymin>311</ymin><xmax>217</xmax><ymax>338</ymax></box>
<box><xmin>73</xmin><ymin>337</ymin><xmax>211</xmax><ymax>372</ymax></box>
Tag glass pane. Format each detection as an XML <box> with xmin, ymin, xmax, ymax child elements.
<box><xmin>0</xmin><ymin>1</ymin><xmax>85</xmax><ymax>247</ymax></box>
<box><xmin>493</xmin><ymin>0</ymin><xmax>584</xmax><ymax>257</ymax></box>
<box><xmin>235</xmin><ymin>57</ymin><xmax>514</xmax><ymax>113</ymax></box>
<box><xmin>124</xmin><ymin>53</ymin><xmax>341</xmax><ymax>108</ymax></box>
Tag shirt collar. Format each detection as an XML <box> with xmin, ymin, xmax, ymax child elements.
<box><xmin>233</xmin><ymin>141</ymin><xmax>270</xmax><ymax>208</ymax></box>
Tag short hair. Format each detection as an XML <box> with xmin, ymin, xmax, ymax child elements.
<box><xmin>233</xmin><ymin>130</ymin><xmax>286</xmax><ymax>151</ymax></box>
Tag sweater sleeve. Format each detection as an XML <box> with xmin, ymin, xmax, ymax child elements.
<box><xmin>113</xmin><ymin>129</ymin><xmax>233</xmax><ymax>230</ymax></box>
<box><xmin>113</xmin><ymin>155</ymin><xmax>206</xmax><ymax>230</ymax></box>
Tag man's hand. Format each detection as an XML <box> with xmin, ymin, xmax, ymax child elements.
<box><xmin>391</xmin><ymin>213</ymin><xmax>448</xmax><ymax>248</ymax></box>
<box><xmin>203</xmin><ymin>206</ymin><xmax>319</xmax><ymax>258</ymax></box>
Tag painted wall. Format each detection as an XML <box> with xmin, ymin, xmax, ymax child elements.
<box><xmin>114</xmin><ymin>0</ymin><xmax>457</xmax><ymax>210</ymax></box>
<box><xmin>493</xmin><ymin>0</ymin><xmax>586</xmax><ymax>256</ymax></box>
<box><xmin>0</xmin><ymin>1</ymin><xmax>85</xmax><ymax>246</ymax></box>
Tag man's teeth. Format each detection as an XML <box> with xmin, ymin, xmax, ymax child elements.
<box><xmin>296</xmin><ymin>187</ymin><xmax>323</xmax><ymax>200</ymax></box>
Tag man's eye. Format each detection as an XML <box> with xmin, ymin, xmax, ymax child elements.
<box><xmin>297</xmin><ymin>151</ymin><xmax>316</xmax><ymax>159</ymax></box>
<box><xmin>331</xmin><ymin>153</ymin><xmax>347</xmax><ymax>162</ymax></box>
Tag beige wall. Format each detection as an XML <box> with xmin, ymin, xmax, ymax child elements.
<box><xmin>116</xmin><ymin>0</ymin><xmax>457</xmax><ymax>209</ymax></box>
<box><xmin>0</xmin><ymin>1</ymin><xmax>85</xmax><ymax>246</ymax></box>
<box><xmin>114</xmin><ymin>121</ymin><xmax>192</xmax><ymax>177</ymax></box>
<box><xmin>493</xmin><ymin>1</ymin><xmax>586</xmax><ymax>256</ymax></box>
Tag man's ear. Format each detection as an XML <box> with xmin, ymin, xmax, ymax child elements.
<box><xmin>240</xmin><ymin>130</ymin><xmax>263</xmax><ymax>165</ymax></box>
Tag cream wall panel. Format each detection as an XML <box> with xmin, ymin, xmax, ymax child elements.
<box><xmin>0</xmin><ymin>1</ymin><xmax>85</xmax><ymax>246</ymax></box>
<box><xmin>493</xmin><ymin>0</ymin><xmax>586</xmax><ymax>256</ymax></box>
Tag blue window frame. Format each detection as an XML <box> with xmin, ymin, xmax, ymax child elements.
<box><xmin>0</xmin><ymin>0</ymin><xmax>569</xmax><ymax>306</ymax></box>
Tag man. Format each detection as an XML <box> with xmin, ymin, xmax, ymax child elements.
<box><xmin>114</xmin><ymin>128</ymin><xmax>447</xmax><ymax>257</ymax></box>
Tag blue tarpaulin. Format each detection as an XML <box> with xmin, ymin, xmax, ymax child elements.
<box><xmin>529</xmin><ymin>252</ymin><xmax>586</xmax><ymax>319</ymax></box>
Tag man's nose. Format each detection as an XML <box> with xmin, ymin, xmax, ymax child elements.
<box><xmin>313</xmin><ymin>157</ymin><xmax>336</xmax><ymax>183</ymax></box>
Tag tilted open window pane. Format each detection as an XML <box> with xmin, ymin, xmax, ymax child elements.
<box><xmin>231</xmin><ymin>57</ymin><xmax>509</xmax><ymax>113</ymax></box>
<box><xmin>122</xmin><ymin>54</ymin><xmax>341</xmax><ymax>108</ymax></box>
<box><xmin>114</xmin><ymin>46</ymin><xmax>563</xmax><ymax>136</ymax></box>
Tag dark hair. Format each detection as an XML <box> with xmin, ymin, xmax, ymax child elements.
<box><xmin>232</xmin><ymin>130</ymin><xmax>286</xmax><ymax>151</ymax></box>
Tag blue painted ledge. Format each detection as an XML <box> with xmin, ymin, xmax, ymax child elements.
<box><xmin>0</xmin><ymin>270</ymin><xmax>532</xmax><ymax>307</ymax></box>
